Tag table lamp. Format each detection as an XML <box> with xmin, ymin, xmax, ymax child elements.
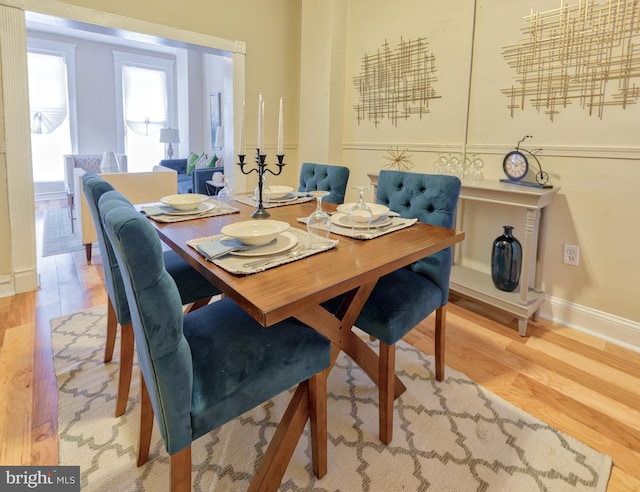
<box><xmin>160</xmin><ymin>127</ymin><xmax>180</xmax><ymax>158</ymax></box>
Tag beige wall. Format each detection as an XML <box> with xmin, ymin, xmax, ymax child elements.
<box><xmin>2</xmin><ymin>1</ymin><xmax>638</xmax><ymax>345</ymax></box>
<box><xmin>299</xmin><ymin>0</ymin><xmax>640</xmax><ymax>344</ymax></box>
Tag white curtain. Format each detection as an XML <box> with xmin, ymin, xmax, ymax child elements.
<box><xmin>122</xmin><ymin>65</ymin><xmax>168</xmax><ymax>136</ymax></box>
<box><xmin>27</xmin><ymin>52</ymin><xmax>68</xmax><ymax>134</ymax></box>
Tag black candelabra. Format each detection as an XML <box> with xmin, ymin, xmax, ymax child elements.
<box><xmin>237</xmin><ymin>149</ymin><xmax>285</xmax><ymax>218</ymax></box>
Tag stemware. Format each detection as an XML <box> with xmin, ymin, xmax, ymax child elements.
<box><xmin>306</xmin><ymin>190</ymin><xmax>331</xmax><ymax>247</ymax></box>
<box><xmin>349</xmin><ymin>185</ymin><xmax>373</xmax><ymax>232</ymax></box>
<box><xmin>217</xmin><ymin>176</ymin><xmax>234</xmax><ymax>204</ymax></box>
<box><xmin>472</xmin><ymin>157</ymin><xmax>484</xmax><ymax>180</ymax></box>
<box><xmin>254</xmin><ymin>175</ymin><xmax>271</xmax><ymax>204</ymax></box>
<box><xmin>434</xmin><ymin>155</ymin><xmax>448</xmax><ymax>174</ymax></box>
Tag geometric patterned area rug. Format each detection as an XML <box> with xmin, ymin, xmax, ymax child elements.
<box><xmin>42</xmin><ymin>207</ymin><xmax>84</xmax><ymax>257</ymax></box>
<box><xmin>51</xmin><ymin>306</ymin><xmax>612</xmax><ymax>491</ymax></box>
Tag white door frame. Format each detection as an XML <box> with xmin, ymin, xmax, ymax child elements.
<box><xmin>0</xmin><ymin>0</ymin><xmax>245</xmax><ymax>295</ymax></box>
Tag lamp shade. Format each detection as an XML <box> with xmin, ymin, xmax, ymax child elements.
<box><xmin>159</xmin><ymin>128</ymin><xmax>180</xmax><ymax>144</ymax></box>
<box><xmin>100</xmin><ymin>152</ymin><xmax>120</xmax><ymax>173</ymax></box>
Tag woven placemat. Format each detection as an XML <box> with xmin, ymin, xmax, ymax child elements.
<box><xmin>140</xmin><ymin>199</ymin><xmax>239</xmax><ymax>223</ymax></box>
<box><xmin>188</xmin><ymin>227</ymin><xmax>338</xmax><ymax>274</ymax></box>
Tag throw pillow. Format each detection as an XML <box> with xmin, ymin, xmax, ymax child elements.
<box><xmin>205</xmin><ymin>154</ymin><xmax>219</xmax><ymax>168</ymax></box>
<box><xmin>195</xmin><ymin>154</ymin><xmax>209</xmax><ymax>170</ymax></box>
<box><xmin>187</xmin><ymin>152</ymin><xmax>204</xmax><ymax>175</ymax></box>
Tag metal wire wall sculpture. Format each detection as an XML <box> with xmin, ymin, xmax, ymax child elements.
<box><xmin>353</xmin><ymin>37</ymin><xmax>440</xmax><ymax>127</ymax></box>
<box><xmin>503</xmin><ymin>0</ymin><xmax>640</xmax><ymax>121</ymax></box>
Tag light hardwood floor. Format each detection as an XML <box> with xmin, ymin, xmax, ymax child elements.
<box><xmin>1</xmin><ymin>200</ymin><xmax>639</xmax><ymax>490</ymax></box>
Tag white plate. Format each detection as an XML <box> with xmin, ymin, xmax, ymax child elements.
<box><xmin>337</xmin><ymin>202</ymin><xmax>390</xmax><ymax>222</ymax></box>
<box><xmin>269</xmin><ymin>185</ymin><xmax>294</xmax><ymax>199</ymax></box>
<box><xmin>229</xmin><ymin>231</ymin><xmax>298</xmax><ymax>257</ymax></box>
<box><xmin>162</xmin><ymin>202</ymin><xmax>214</xmax><ymax>216</ymax></box>
<box><xmin>331</xmin><ymin>212</ymin><xmax>392</xmax><ymax>229</ymax></box>
<box><xmin>268</xmin><ymin>194</ymin><xmax>298</xmax><ymax>203</ymax></box>
<box><xmin>222</xmin><ymin>219</ymin><xmax>290</xmax><ymax>245</ymax></box>
<box><xmin>160</xmin><ymin>193</ymin><xmax>209</xmax><ymax>211</ymax></box>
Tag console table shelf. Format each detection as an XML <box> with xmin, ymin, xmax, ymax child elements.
<box><xmin>367</xmin><ymin>174</ymin><xmax>559</xmax><ymax>337</ymax></box>
<box><xmin>452</xmin><ymin>179</ymin><xmax>559</xmax><ymax>336</ymax></box>
<box><xmin>450</xmin><ymin>265</ymin><xmax>545</xmax><ymax>325</ymax></box>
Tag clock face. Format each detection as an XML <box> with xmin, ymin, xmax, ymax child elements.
<box><xmin>503</xmin><ymin>151</ymin><xmax>528</xmax><ymax>180</ymax></box>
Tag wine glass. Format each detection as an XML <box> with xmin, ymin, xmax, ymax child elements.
<box><xmin>217</xmin><ymin>176</ymin><xmax>234</xmax><ymax>204</ymax></box>
<box><xmin>349</xmin><ymin>186</ymin><xmax>372</xmax><ymax>232</ymax></box>
<box><xmin>254</xmin><ymin>175</ymin><xmax>271</xmax><ymax>204</ymax></box>
<box><xmin>306</xmin><ymin>190</ymin><xmax>331</xmax><ymax>248</ymax></box>
<box><xmin>472</xmin><ymin>157</ymin><xmax>484</xmax><ymax>180</ymax></box>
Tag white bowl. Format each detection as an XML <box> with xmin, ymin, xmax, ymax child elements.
<box><xmin>221</xmin><ymin>220</ymin><xmax>290</xmax><ymax>246</ymax></box>
<box><xmin>268</xmin><ymin>185</ymin><xmax>294</xmax><ymax>199</ymax></box>
<box><xmin>161</xmin><ymin>194</ymin><xmax>209</xmax><ymax>211</ymax></box>
<box><xmin>337</xmin><ymin>202</ymin><xmax>390</xmax><ymax>223</ymax></box>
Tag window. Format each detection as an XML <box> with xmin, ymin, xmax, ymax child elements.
<box><xmin>27</xmin><ymin>39</ymin><xmax>76</xmax><ymax>184</ymax></box>
<box><xmin>114</xmin><ymin>52</ymin><xmax>176</xmax><ymax>172</ymax></box>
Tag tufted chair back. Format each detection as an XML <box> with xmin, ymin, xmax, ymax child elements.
<box><xmin>298</xmin><ymin>162</ymin><xmax>350</xmax><ymax>204</ymax></box>
<box><xmin>83</xmin><ymin>173</ymin><xmax>133</xmax><ymax>325</ymax></box>
<box><xmin>64</xmin><ymin>153</ymin><xmax>128</xmax><ymax>193</ymax></box>
<box><xmin>101</xmin><ymin>191</ymin><xmax>332</xmax><ymax>489</ymax></box>
<box><xmin>376</xmin><ymin>169</ymin><xmax>461</xmax><ymax>300</ymax></box>
<box><xmin>100</xmin><ymin>192</ymin><xmax>193</xmax><ymax>452</ymax></box>
<box><xmin>350</xmin><ymin>169</ymin><xmax>462</xmax><ymax>444</ymax></box>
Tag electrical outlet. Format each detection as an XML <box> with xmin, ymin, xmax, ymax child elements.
<box><xmin>563</xmin><ymin>244</ymin><xmax>579</xmax><ymax>266</ymax></box>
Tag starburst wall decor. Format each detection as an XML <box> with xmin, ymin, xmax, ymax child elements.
<box><xmin>383</xmin><ymin>147</ymin><xmax>414</xmax><ymax>170</ymax></box>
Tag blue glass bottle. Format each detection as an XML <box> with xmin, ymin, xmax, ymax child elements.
<box><xmin>491</xmin><ymin>226</ymin><xmax>522</xmax><ymax>292</ymax></box>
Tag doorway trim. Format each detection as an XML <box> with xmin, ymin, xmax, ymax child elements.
<box><xmin>0</xmin><ymin>0</ymin><xmax>245</xmax><ymax>295</ymax></box>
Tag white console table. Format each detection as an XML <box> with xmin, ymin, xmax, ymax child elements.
<box><xmin>367</xmin><ymin>173</ymin><xmax>559</xmax><ymax>336</ymax></box>
<box><xmin>452</xmin><ymin>180</ymin><xmax>559</xmax><ymax>336</ymax></box>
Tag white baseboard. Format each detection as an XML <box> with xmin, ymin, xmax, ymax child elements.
<box><xmin>540</xmin><ymin>296</ymin><xmax>640</xmax><ymax>354</ymax></box>
<box><xmin>0</xmin><ymin>274</ymin><xmax>14</xmax><ymax>298</ymax></box>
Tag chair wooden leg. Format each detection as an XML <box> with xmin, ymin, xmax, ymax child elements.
<box><xmin>308</xmin><ymin>368</ymin><xmax>328</xmax><ymax>479</ymax></box>
<box><xmin>115</xmin><ymin>322</ymin><xmax>134</xmax><ymax>417</ymax></box>
<box><xmin>85</xmin><ymin>243</ymin><xmax>92</xmax><ymax>263</ymax></box>
<box><xmin>104</xmin><ymin>298</ymin><xmax>117</xmax><ymax>363</ymax></box>
<box><xmin>137</xmin><ymin>372</ymin><xmax>155</xmax><ymax>467</ymax></box>
<box><xmin>183</xmin><ymin>297</ymin><xmax>212</xmax><ymax>314</ymax></box>
<box><xmin>379</xmin><ymin>341</ymin><xmax>395</xmax><ymax>445</ymax></box>
<box><xmin>434</xmin><ymin>305</ymin><xmax>446</xmax><ymax>382</ymax></box>
<box><xmin>170</xmin><ymin>446</ymin><xmax>191</xmax><ymax>492</ymax></box>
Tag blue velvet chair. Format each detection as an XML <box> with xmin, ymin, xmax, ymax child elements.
<box><xmin>355</xmin><ymin>170</ymin><xmax>461</xmax><ymax>444</ymax></box>
<box><xmin>298</xmin><ymin>162</ymin><xmax>350</xmax><ymax>204</ymax></box>
<box><xmin>82</xmin><ymin>173</ymin><xmax>221</xmax><ymax>417</ymax></box>
<box><xmin>100</xmin><ymin>192</ymin><xmax>331</xmax><ymax>491</ymax></box>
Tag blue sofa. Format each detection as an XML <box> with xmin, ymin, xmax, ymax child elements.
<box><xmin>159</xmin><ymin>159</ymin><xmax>223</xmax><ymax>194</ymax></box>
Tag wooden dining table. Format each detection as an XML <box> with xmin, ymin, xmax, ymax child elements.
<box><xmin>148</xmin><ymin>197</ymin><xmax>465</xmax><ymax>491</ymax></box>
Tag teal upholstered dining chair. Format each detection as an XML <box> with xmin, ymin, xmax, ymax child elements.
<box><xmin>354</xmin><ymin>169</ymin><xmax>461</xmax><ymax>444</ymax></box>
<box><xmin>298</xmin><ymin>162</ymin><xmax>350</xmax><ymax>204</ymax></box>
<box><xmin>82</xmin><ymin>173</ymin><xmax>221</xmax><ymax>417</ymax></box>
<box><xmin>99</xmin><ymin>191</ymin><xmax>331</xmax><ymax>492</ymax></box>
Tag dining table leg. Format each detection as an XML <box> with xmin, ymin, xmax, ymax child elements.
<box><xmin>249</xmin><ymin>382</ymin><xmax>311</xmax><ymax>491</ymax></box>
<box><xmin>249</xmin><ymin>281</ymin><xmax>407</xmax><ymax>489</ymax></box>
<box><xmin>294</xmin><ymin>281</ymin><xmax>407</xmax><ymax>398</ymax></box>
